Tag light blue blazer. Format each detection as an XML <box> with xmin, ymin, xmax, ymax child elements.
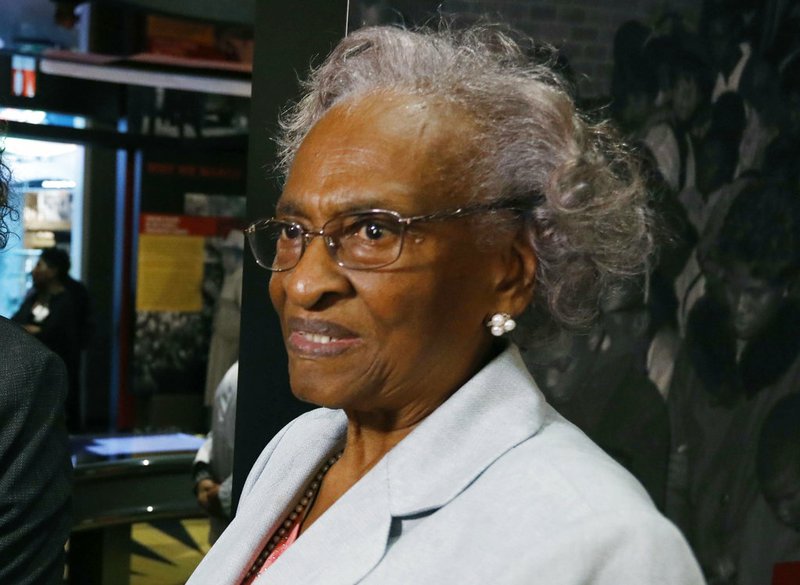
<box><xmin>188</xmin><ymin>345</ymin><xmax>704</xmax><ymax>584</ymax></box>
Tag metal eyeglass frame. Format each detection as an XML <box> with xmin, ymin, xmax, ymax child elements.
<box><xmin>244</xmin><ymin>200</ymin><xmax>528</xmax><ymax>272</ymax></box>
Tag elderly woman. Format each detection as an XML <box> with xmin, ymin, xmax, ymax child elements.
<box><xmin>188</xmin><ymin>25</ymin><xmax>703</xmax><ymax>584</ymax></box>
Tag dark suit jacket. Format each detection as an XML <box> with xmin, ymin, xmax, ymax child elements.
<box><xmin>0</xmin><ymin>317</ymin><xmax>72</xmax><ymax>585</ymax></box>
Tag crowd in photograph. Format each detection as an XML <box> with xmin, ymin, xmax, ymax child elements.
<box><xmin>523</xmin><ymin>2</ymin><xmax>800</xmax><ymax>583</ymax></box>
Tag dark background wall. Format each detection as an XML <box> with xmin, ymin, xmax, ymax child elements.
<box><xmin>440</xmin><ymin>0</ymin><xmax>698</xmax><ymax>96</ymax></box>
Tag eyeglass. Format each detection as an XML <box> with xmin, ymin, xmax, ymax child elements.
<box><xmin>245</xmin><ymin>202</ymin><xmax>526</xmax><ymax>272</ymax></box>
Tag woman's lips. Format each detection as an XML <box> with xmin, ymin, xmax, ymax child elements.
<box><xmin>286</xmin><ymin>318</ymin><xmax>361</xmax><ymax>356</ymax></box>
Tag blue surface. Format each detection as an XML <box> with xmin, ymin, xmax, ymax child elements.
<box><xmin>85</xmin><ymin>433</ymin><xmax>205</xmax><ymax>456</ymax></box>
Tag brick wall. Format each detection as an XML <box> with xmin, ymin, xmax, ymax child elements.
<box><xmin>436</xmin><ymin>0</ymin><xmax>700</xmax><ymax>97</ymax></box>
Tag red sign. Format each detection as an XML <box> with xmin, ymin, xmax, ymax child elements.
<box><xmin>773</xmin><ymin>562</ymin><xmax>800</xmax><ymax>585</ymax></box>
<box><xmin>139</xmin><ymin>214</ymin><xmax>220</xmax><ymax>237</ymax></box>
<box><xmin>139</xmin><ymin>214</ymin><xmax>243</xmax><ymax>238</ymax></box>
<box><xmin>11</xmin><ymin>55</ymin><xmax>36</xmax><ymax>98</ymax></box>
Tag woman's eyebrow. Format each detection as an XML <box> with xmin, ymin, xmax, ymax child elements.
<box><xmin>275</xmin><ymin>196</ymin><xmax>405</xmax><ymax>218</ymax></box>
<box><xmin>274</xmin><ymin>200</ymin><xmax>303</xmax><ymax>217</ymax></box>
<box><xmin>342</xmin><ymin>199</ymin><xmax>400</xmax><ymax>213</ymax></box>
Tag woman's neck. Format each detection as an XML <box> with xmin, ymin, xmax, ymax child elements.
<box><xmin>298</xmin><ymin>420</ymin><xmax>416</xmax><ymax>535</ymax></box>
<box><xmin>339</xmin><ymin>418</ymin><xmax>416</xmax><ymax>479</ymax></box>
<box><xmin>301</xmin><ymin>343</ymin><xmax>503</xmax><ymax>532</ymax></box>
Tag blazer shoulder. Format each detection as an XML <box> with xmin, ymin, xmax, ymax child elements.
<box><xmin>239</xmin><ymin>408</ymin><xmax>345</xmax><ymax>499</ymax></box>
<box><xmin>452</xmin><ymin>413</ymin><xmax>704</xmax><ymax>581</ymax></box>
<box><xmin>1</xmin><ymin>317</ymin><xmax>50</xmax><ymax>353</ymax></box>
<box><xmin>498</xmin><ymin>506</ymin><xmax>704</xmax><ymax>584</ymax></box>
<box><xmin>488</xmin><ymin>410</ymin><xmax>656</xmax><ymax>518</ymax></box>
<box><xmin>0</xmin><ymin>318</ymin><xmax>67</xmax><ymax>384</ymax></box>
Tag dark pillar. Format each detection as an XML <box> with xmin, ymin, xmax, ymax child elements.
<box><xmin>82</xmin><ymin>145</ymin><xmax>118</xmax><ymax>431</ymax></box>
<box><xmin>68</xmin><ymin>526</ymin><xmax>131</xmax><ymax>585</ymax></box>
<box><xmin>233</xmin><ymin>1</ymin><xmax>349</xmax><ymax>509</ymax></box>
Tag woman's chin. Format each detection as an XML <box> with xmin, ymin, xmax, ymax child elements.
<box><xmin>289</xmin><ymin>379</ymin><xmax>349</xmax><ymax>409</ymax></box>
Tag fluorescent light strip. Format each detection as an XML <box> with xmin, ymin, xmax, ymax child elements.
<box><xmin>40</xmin><ymin>58</ymin><xmax>251</xmax><ymax>98</ymax></box>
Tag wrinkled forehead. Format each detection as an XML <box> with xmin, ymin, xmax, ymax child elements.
<box><xmin>279</xmin><ymin>92</ymin><xmax>480</xmax><ymax>218</ymax></box>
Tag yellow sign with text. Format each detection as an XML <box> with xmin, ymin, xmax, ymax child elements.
<box><xmin>136</xmin><ymin>234</ymin><xmax>204</xmax><ymax>312</ymax></box>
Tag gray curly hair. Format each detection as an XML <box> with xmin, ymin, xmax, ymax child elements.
<box><xmin>277</xmin><ymin>25</ymin><xmax>653</xmax><ymax>337</ymax></box>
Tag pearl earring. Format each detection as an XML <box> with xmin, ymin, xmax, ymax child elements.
<box><xmin>488</xmin><ymin>313</ymin><xmax>516</xmax><ymax>337</ymax></box>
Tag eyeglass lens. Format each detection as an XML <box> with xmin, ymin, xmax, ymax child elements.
<box><xmin>247</xmin><ymin>212</ymin><xmax>406</xmax><ymax>271</ymax></box>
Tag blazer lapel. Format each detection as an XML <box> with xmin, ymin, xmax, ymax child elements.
<box><xmin>255</xmin><ymin>458</ymin><xmax>393</xmax><ymax>585</ymax></box>
<box><xmin>205</xmin><ymin>412</ymin><xmax>348</xmax><ymax>583</ymax></box>
<box><xmin>386</xmin><ymin>344</ymin><xmax>547</xmax><ymax>517</ymax></box>
<box><xmin>255</xmin><ymin>345</ymin><xmax>546</xmax><ymax>584</ymax></box>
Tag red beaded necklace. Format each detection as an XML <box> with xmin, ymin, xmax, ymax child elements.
<box><xmin>241</xmin><ymin>450</ymin><xmax>344</xmax><ymax>583</ymax></box>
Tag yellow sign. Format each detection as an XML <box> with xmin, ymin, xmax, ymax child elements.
<box><xmin>136</xmin><ymin>234</ymin><xmax>204</xmax><ymax>312</ymax></box>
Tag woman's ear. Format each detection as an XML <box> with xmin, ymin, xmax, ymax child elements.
<box><xmin>494</xmin><ymin>231</ymin><xmax>537</xmax><ymax>316</ymax></box>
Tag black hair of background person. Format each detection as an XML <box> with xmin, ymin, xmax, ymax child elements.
<box><xmin>0</xmin><ymin>145</ymin><xmax>73</xmax><ymax>582</ymax></box>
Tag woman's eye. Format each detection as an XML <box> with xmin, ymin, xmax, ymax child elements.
<box><xmin>339</xmin><ymin>214</ymin><xmax>402</xmax><ymax>247</ymax></box>
<box><xmin>346</xmin><ymin>217</ymin><xmax>398</xmax><ymax>240</ymax></box>
<box><xmin>360</xmin><ymin>221</ymin><xmax>386</xmax><ymax>240</ymax></box>
<box><xmin>282</xmin><ymin>224</ymin><xmax>303</xmax><ymax>239</ymax></box>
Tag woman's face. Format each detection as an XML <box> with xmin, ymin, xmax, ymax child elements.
<box><xmin>32</xmin><ymin>258</ymin><xmax>56</xmax><ymax>289</ymax></box>
<box><xmin>269</xmin><ymin>93</ymin><xmax>534</xmax><ymax>427</ymax></box>
<box><xmin>672</xmin><ymin>77</ymin><xmax>699</xmax><ymax>123</ymax></box>
<box><xmin>762</xmin><ymin>464</ymin><xmax>800</xmax><ymax>531</ymax></box>
<box><xmin>531</xmin><ymin>328</ymin><xmax>603</xmax><ymax>403</ymax></box>
<box><xmin>720</xmin><ymin>261</ymin><xmax>786</xmax><ymax>340</ymax></box>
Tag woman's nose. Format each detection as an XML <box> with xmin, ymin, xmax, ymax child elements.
<box><xmin>282</xmin><ymin>237</ymin><xmax>351</xmax><ymax>309</ymax></box>
<box><xmin>735</xmin><ymin>291</ymin><xmax>755</xmax><ymax>314</ymax></box>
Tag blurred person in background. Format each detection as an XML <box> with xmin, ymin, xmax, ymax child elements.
<box><xmin>12</xmin><ymin>246</ymin><xmax>81</xmax><ymax>430</ymax></box>
<box><xmin>195</xmin><ymin>361</ymin><xmax>239</xmax><ymax>544</ymax></box>
<box><xmin>205</xmin><ymin>230</ymin><xmax>244</xmax><ymax>407</ymax></box>
<box><xmin>59</xmin><ymin>248</ymin><xmax>94</xmax><ymax>431</ymax></box>
<box><xmin>743</xmin><ymin>393</ymin><xmax>800</xmax><ymax>585</ymax></box>
<box><xmin>525</xmin><ymin>277</ymin><xmax>670</xmax><ymax>510</ymax></box>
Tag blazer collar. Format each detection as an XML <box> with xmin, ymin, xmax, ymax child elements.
<box><xmin>255</xmin><ymin>457</ymin><xmax>392</xmax><ymax>585</ymax></box>
<box><xmin>384</xmin><ymin>343</ymin><xmax>547</xmax><ymax>517</ymax></box>
<box><xmin>248</xmin><ymin>344</ymin><xmax>547</xmax><ymax>584</ymax></box>
<box><xmin>225</xmin><ymin>414</ymin><xmax>347</xmax><ymax>584</ymax></box>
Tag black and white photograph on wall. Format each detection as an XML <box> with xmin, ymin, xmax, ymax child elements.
<box><xmin>344</xmin><ymin>1</ymin><xmax>800</xmax><ymax>583</ymax></box>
